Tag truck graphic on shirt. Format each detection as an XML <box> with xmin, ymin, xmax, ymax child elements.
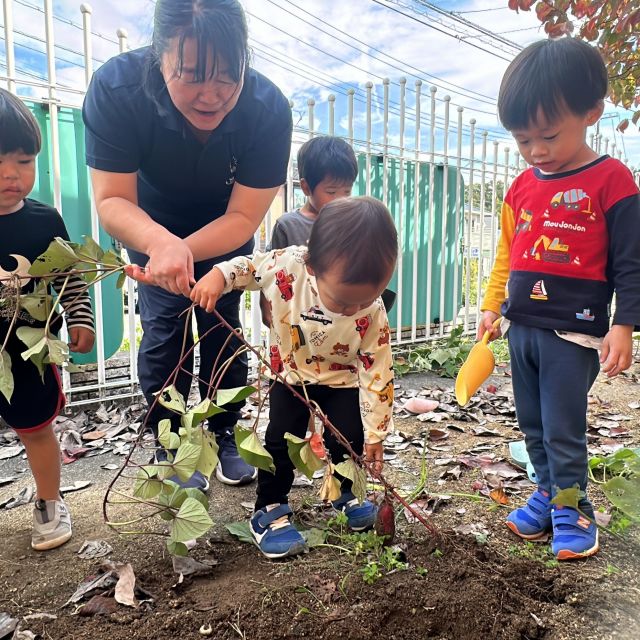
<box><xmin>550</xmin><ymin>189</ymin><xmax>595</xmax><ymax>220</ymax></box>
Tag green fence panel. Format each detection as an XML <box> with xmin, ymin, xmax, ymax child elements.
<box><xmin>355</xmin><ymin>155</ymin><xmax>464</xmax><ymax>331</ymax></box>
<box><xmin>27</xmin><ymin>101</ymin><xmax>124</xmax><ymax>364</ymax></box>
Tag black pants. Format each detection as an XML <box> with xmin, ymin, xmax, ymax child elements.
<box><xmin>129</xmin><ymin>249</ymin><xmax>248</xmax><ymax>436</ymax></box>
<box><xmin>256</xmin><ymin>382</ymin><xmax>365</xmax><ymax>510</ymax></box>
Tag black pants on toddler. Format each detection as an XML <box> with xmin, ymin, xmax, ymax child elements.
<box><xmin>255</xmin><ymin>382</ymin><xmax>364</xmax><ymax>510</ymax></box>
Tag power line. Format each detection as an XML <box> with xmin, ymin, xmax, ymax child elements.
<box><xmin>13</xmin><ymin>0</ymin><xmax>120</xmax><ymax>45</ymax></box>
<box><xmin>412</xmin><ymin>0</ymin><xmax>523</xmax><ymax>53</ymax></box>
<box><xmin>454</xmin><ymin>6</ymin><xmax>510</xmax><ymax>14</ymax></box>
<box><xmin>266</xmin><ymin>0</ymin><xmax>497</xmax><ymax>106</ymax></box>
<box><xmin>369</xmin><ymin>0</ymin><xmax>512</xmax><ymax>62</ymax></box>
<box><xmin>246</xmin><ymin>9</ymin><xmax>500</xmax><ymax>117</ymax></box>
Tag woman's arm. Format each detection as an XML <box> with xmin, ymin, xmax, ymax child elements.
<box><xmin>184</xmin><ymin>182</ymin><xmax>280</xmax><ymax>262</ymax></box>
<box><xmin>90</xmin><ymin>168</ymin><xmax>195</xmax><ymax>296</ymax></box>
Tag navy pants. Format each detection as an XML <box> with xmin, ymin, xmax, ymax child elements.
<box><xmin>508</xmin><ymin>323</ymin><xmax>599</xmax><ymax>504</ymax></box>
<box><xmin>130</xmin><ymin>250</ymin><xmax>248</xmax><ymax>435</ymax></box>
<box><xmin>256</xmin><ymin>382</ymin><xmax>364</xmax><ymax>510</ymax></box>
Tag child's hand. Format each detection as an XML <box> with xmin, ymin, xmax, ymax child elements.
<box><xmin>190</xmin><ymin>267</ymin><xmax>226</xmax><ymax>313</ymax></box>
<box><xmin>68</xmin><ymin>326</ymin><xmax>95</xmax><ymax>353</ymax></box>
<box><xmin>365</xmin><ymin>441</ymin><xmax>384</xmax><ymax>477</ymax></box>
<box><xmin>477</xmin><ymin>310</ymin><xmax>501</xmax><ymax>341</ymax></box>
<box><xmin>600</xmin><ymin>324</ymin><xmax>633</xmax><ymax>378</ymax></box>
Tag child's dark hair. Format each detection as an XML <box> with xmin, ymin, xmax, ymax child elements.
<box><xmin>0</xmin><ymin>88</ymin><xmax>41</xmax><ymax>155</ymax></box>
<box><xmin>498</xmin><ymin>38</ymin><xmax>607</xmax><ymax>130</ymax></box>
<box><xmin>298</xmin><ymin>136</ymin><xmax>358</xmax><ymax>192</ymax></box>
<box><xmin>307</xmin><ymin>196</ymin><xmax>397</xmax><ymax>285</ymax></box>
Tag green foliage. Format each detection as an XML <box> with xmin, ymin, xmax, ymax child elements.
<box><xmin>589</xmin><ymin>448</ymin><xmax>640</xmax><ymax>524</ymax></box>
<box><xmin>0</xmin><ymin>235</ymin><xmax>126</xmax><ymax>385</ymax></box>
<box><xmin>0</xmin><ymin>351</ymin><xmax>14</xmax><ymax>403</ymax></box>
<box><xmin>284</xmin><ymin>433</ymin><xmax>325</xmax><ymax>479</ymax></box>
<box><xmin>235</xmin><ymin>426</ymin><xmax>276</xmax><ymax>474</ymax></box>
<box><xmin>326</xmin><ymin>513</ymin><xmax>407</xmax><ymax>584</ymax></box>
<box><xmin>334</xmin><ymin>459</ymin><xmax>367</xmax><ymax>504</ymax></box>
<box><xmin>508</xmin><ymin>542</ymin><xmax>558</xmax><ymax>569</ymax></box>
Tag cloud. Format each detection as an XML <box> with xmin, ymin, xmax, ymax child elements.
<box><xmin>2</xmin><ymin>0</ymin><xmax>638</xmax><ymax>165</ymax></box>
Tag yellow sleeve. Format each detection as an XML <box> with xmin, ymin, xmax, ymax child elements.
<box><xmin>357</xmin><ymin>303</ymin><xmax>394</xmax><ymax>444</ymax></box>
<box><xmin>481</xmin><ymin>201</ymin><xmax>515</xmax><ymax>314</ymax></box>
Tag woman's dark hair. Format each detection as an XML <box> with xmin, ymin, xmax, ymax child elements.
<box><xmin>307</xmin><ymin>196</ymin><xmax>398</xmax><ymax>286</ymax></box>
<box><xmin>144</xmin><ymin>0</ymin><xmax>249</xmax><ymax>94</ymax></box>
<box><xmin>298</xmin><ymin>136</ymin><xmax>358</xmax><ymax>192</ymax></box>
<box><xmin>0</xmin><ymin>89</ymin><xmax>41</xmax><ymax>155</ymax></box>
<box><xmin>498</xmin><ymin>38</ymin><xmax>608</xmax><ymax>130</ymax></box>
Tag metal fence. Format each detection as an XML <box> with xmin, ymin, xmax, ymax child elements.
<box><xmin>2</xmin><ymin>0</ymin><xmax>639</xmax><ymax>406</ymax></box>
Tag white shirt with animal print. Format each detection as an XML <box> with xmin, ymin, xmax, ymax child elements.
<box><xmin>216</xmin><ymin>246</ymin><xmax>394</xmax><ymax>444</ymax></box>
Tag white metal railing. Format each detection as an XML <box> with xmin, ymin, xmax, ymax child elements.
<box><xmin>2</xmin><ymin>1</ymin><xmax>639</xmax><ymax>406</ymax></box>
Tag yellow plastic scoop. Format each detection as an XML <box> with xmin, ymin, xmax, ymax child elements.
<box><xmin>455</xmin><ymin>318</ymin><xmax>501</xmax><ymax>406</ymax></box>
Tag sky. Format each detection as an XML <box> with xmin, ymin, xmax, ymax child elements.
<box><xmin>1</xmin><ymin>0</ymin><xmax>638</xmax><ymax>168</ymax></box>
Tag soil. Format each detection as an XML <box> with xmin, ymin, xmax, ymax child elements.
<box><xmin>1</xmin><ymin>361</ymin><xmax>639</xmax><ymax>640</ymax></box>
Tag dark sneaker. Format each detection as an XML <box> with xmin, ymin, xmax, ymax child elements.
<box><xmin>215</xmin><ymin>430</ymin><xmax>257</xmax><ymax>486</ymax></box>
<box><xmin>250</xmin><ymin>504</ymin><xmax>308</xmax><ymax>559</ymax></box>
<box><xmin>154</xmin><ymin>449</ymin><xmax>210</xmax><ymax>492</ymax></box>
<box><xmin>32</xmin><ymin>499</ymin><xmax>72</xmax><ymax>551</ymax></box>
<box><xmin>332</xmin><ymin>491</ymin><xmax>377</xmax><ymax>531</ymax></box>
<box><xmin>506</xmin><ymin>488</ymin><xmax>552</xmax><ymax>540</ymax></box>
<box><xmin>551</xmin><ymin>506</ymin><xmax>599</xmax><ymax>560</ymax></box>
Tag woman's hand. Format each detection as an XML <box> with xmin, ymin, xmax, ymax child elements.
<box><xmin>365</xmin><ymin>441</ymin><xmax>384</xmax><ymax>477</ymax></box>
<box><xmin>190</xmin><ymin>267</ymin><xmax>227</xmax><ymax>313</ymax></box>
<box><xmin>600</xmin><ymin>324</ymin><xmax>633</xmax><ymax>378</ymax></box>
<box><xmin>126</xmin><ymin>235</ymin><xmax>195</xmax><ymax>297</ymax></box>
<box><xmin>477</xmin><ymin>310</ymin><xmax>501</xmax><ymax>342</ymax></box>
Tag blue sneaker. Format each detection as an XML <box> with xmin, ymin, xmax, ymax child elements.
<box><xmin>506</xmin><ymin>488</ymin><xmax>552</xmax><ymax>540</ymax></box>
<box><xmin>250</xmin><ymin>504</ymin><xmax>308</xmax><ymax>559</ymax></box>
<box><xmin>333</xmin><ymin>492</ymin><xmax>377</xmax><ymax>531</ymax></box>
<box><xmin>155</xmin><ymin>449</ymin><xmax>209</xmax><ymax>492</ymax></box>
<box><xmin>215</xmin><ymin>429</ymin><xmax>258</xmax><ymax>486</ymax></box>
<box><xmin>551</xmin><ymin>506</ymin><xmax>599</xmax><ymax>561</ymax></box>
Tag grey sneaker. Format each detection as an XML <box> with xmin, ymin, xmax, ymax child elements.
<box><xmin>32</xmin><ymin>499</ymin><xmax>72</xmax><ymax>551</ymax></box>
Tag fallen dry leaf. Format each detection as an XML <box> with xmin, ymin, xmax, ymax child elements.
<box><xmin>489</xmin><ymin>488</ymin><xmax>509</xmax><ymax>505</ymax></box>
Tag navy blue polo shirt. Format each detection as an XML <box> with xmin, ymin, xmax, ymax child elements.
<box><xmin>82</xmin><ymin>47</ymin><xmax>292</xmax><ymax>257</ymax></box>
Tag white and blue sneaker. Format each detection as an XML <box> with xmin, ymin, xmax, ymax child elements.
<box><xmin>250</xmin><ymin>504</ymin><xmax>308</xmax><ymax>559</ymax></box>
<box><xmin>215</xmin><ymin>430</ymin><xmax>258</xmax><ymax>486</ymax></box>
<box><xmin>332</xmin><ymin>491</ymin><xmax>377</xmax><ymax>531</ymax></box>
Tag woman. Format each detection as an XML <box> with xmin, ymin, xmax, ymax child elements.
<box><xmin>83</xmin><ymin>0</ymin><xmax>292</xmax><ymax>490</ymax></box>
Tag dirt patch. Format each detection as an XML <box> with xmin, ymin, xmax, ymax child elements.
<box><xmin>1</xmin><ymin>364</ymin><xmax>639</xmax><ymax>640</ymax></box>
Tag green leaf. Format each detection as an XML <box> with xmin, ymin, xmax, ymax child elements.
<box><xmin>300</xmin><ymin>527</ymin><xmax>326</xmax><ymax>548</ymax></box>
<box><xmin>0</xmin><ymin>350</ymin><xmax>14</xmax><ymax>402</ymax></box>
<box><xmin>166</xmin><ymin>539</ymin><xmax>189</xmax><ymax>557</ymax></box>
<box><xmin>101</xmin><ymin>249</ymin><xmax>124</xmax><ymax>267</ymax></box>
<box><xmin>156</xmin><ymin>385</ymin><xmax>187</xmax><ymax>415</ymax></box>
<box><xmin>158</xmin><ymin>419</ymin><xmax>180</xmax><ymax>451</ymax></box>
<box><xmin>216</xmin><ymin>385</ymin><xmax>257</xmax><ymax>406</ymax></box>
<box><xmin>550</xmin><ymin>485</ymin><xmax>584</xmax><ymax>509</ymax></box>
<box><xmin>334</xmin><ymin>459</ymin><xmax>367</xmax><ymax>504</ymax></box>
<box><xmin>16</xmin><ymin>326</ymin><xmax>47</xmax><ymax>354</ymax></box>
<box><xmin>29</xmin><ymin>237</ymin><xmax>79</xmax><ymax>276</ymax></box>
<box><xmin>133</xmin><ymin>467</ymin><xmax>164</xmax><ymax>500</ymax></box>
<box><xmin>116</xmin><ymin>271</ymin><xmax>127</xmax><ymax>290</ymax></box>
<box><xmin>180</xmin><ymin>398</ymin><xmax>225</xmax><ymax>430</ymax></box>
<box><xmin>170</xmin><ymin>497</ymin><xmax>213</xmax><ymax>543</ymax></box>
<box><xmin>19</xmin><ymin>285</ymin><xmax>51</xmax><ymax>321</ymax></box>
<box><xmin>235</xmin><ymin>426</ymin><xmax>275</xmax><ymax>474</ymax></box>
<box><xmin>80</xmin><ymin>235</ymin><xmax>104</xmax><ymax>262</ymax></box>
<box><xmin>284</xmin><ymin>432</ymin><xmax>324</xmax><ymax>480</ymax></box>
<box><xmin>20</xmin><ymin>335</ymin><xmax>47</xmax><ymax>362</ymax></box>
<box><xmin>602</xmin><ymin>477</ymin><xmax>640</xmax><ymax>521</ymax></box>
<box><xmin>172</xmin><ymin>443</ymin><xmax>201</xmax><ymax>482</ymax></box>
<box><xmin>225</xmin><ymin>521</ymin><xmax>255</xmax><ymax>544</ymax></box>
<box><xmin>158</xmin><ymin>484</ymin><xmax>209</xmax><ymax>522</ymax></box>
<box><xmin>45</xmin><ymin>338</ymin><xmax>69</xmax><ymax>365</ymax></box>
<box><xmin>194</xmin><ymin>429</ymin><xmax>219</xmax><ymax>479</ymax></box>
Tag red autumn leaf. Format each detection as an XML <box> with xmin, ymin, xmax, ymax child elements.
<box><xmin>536</xmin><ymin>2</ymin><xmax>555</xmax><ymax>21</ymax></box>
<box><xmin>508</xmin><ymin>0</ymin><xmax>520</xmax><ymax>11</ymax></box>
<box><xmin>617</xmin><ymin>119</ymin><xmax>629</xmax><ymax>133</ymax></box>
<box><xmin>309</xmin><ymin>431</ymin><xmax>326</xmax><ymax>459</ymax></box>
